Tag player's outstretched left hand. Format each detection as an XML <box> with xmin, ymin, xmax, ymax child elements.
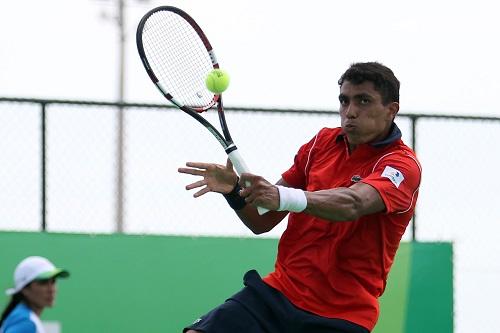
<box><xmin>178</xmin><ymin>159</ymin><xmax>239</xmax><ymax>197</ymax></box>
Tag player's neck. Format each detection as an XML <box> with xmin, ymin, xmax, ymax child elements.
<box><xmin>347</xmin><ymin>142</ymin><xmax>358</xmax><ymax>153</ymax></box>
<box><xmin>347</xmin><ymin>125</ymin><xmax>393</xmax><ymax>153</ymax></box>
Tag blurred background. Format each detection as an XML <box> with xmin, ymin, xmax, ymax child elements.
<box><xmin>1</xmin><ymin>1</ymin><xmax>500</xmax><ymax>332</ymax></box>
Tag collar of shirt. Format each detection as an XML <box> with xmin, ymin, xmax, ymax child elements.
<box><xmin>336</xmin><ymin>122</ymin><xmax>402</xmax><ymax>149</ymax></box>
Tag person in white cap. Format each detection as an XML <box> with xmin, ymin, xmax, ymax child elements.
<box><xmin>0</xmin><ymin>256</ymin><xmax>69</xmax><ymax>333</ymax></box>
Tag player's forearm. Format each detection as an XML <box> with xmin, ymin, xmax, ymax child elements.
<box><xmin>235</xmin><ymin>207</ymin><xmax>287</xmax><ymax>234</ymax></box>
<box><xmin>222</xmin><ymin>180</ymin><xmax>286</xmax><ymax>234</ymax></box>
<box><xmin>303</xmin><ymin>188</ymin><xmax>363</xmax><ymax>222</ymax></box>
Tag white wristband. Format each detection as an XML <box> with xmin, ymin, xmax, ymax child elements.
<box><xmin>276</xmin><ymin>185</ymin><xmax>307</xmax><ymax>212</ymax></box>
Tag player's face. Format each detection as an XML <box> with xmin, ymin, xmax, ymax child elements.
<box><xmin>22</xmin><ymin>278</ymin><xmax>57</xmax><ymax>311</ymax></box>
<box><xmin>339</xmin><ymin>80</ymin><xmax>399</xmax><ymax>147</ymax></box>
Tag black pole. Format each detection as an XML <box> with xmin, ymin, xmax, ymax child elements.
<box><xmin>41</xmin><ymin>102</ymin><xmax>47</xmax><ymax>231</ymax></box>
<box><xmin>411</xmin><ymin>116</ymin><xmax>417</xmax><ymax>241</ymax></box>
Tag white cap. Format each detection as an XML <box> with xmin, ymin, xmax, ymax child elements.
<box><xmin>5</xmin><ymin>256</ymin><xmax>69</xmax><ymax>296</ymax></box>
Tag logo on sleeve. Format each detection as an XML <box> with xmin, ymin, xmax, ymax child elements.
<box><xmin>381</xmin><ymin>166</ymin><xmax>404</xmax><ymax>188</ymax></box>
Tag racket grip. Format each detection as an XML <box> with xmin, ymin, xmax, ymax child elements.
<box><xmin>227</xmin><ymin>150</ymin><xmax>269</xmax><ymax>215</ymax></box>
<box><xmin>256</xmin><ymin>206</ymin><xmax>269</xmax><ymax>215</ymax></box>
<box><xmin>227</xmin><ymin>149</ymin><xmax>250</xmax><ymax>176</ymax></box>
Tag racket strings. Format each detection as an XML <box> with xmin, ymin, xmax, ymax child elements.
<box><xmin>145</xmin><ymin>13</ymin><xmax>209</xmax><ymax>93</ymax></box>
<box><xmin>142</xmin><ymin>11</ymin><xmax>215</xmax><ymax>110</ymax></box>
<box><xmin>144</xmin><ymin>13</ymin><xmax>207</xmax><ymax>100</ymax></box>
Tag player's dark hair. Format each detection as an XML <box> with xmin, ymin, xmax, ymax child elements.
<box><xmin>338</xmin><ymin>62</ymin><xmax>400</xmax><ymax>104</ymax></box>
<box><xmin>0</xmin><ymin>292</ymin><xmax>26</xmax><ymax>327</ymax></box>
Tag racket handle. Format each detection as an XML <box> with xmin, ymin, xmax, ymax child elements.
<box><xmin>227</xmin><ymin>149</ymin><xmax>250</xmax><ymax>176</ymax></box>
<box><xmin>256</xmin><ymin>206</ymin><xmax>269</xmax><ymax>215</ymax></box>
<box><xmin>227</xmin><ymin>150</ymin><xmax>269</xmax><ymax>215</ymax></box>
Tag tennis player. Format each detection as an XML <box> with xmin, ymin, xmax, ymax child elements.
<box><xmin>179</xmin><ymin>62</ymin><xmax>422</xmax><ymax>333</ymax></box>
<box><xmin>0</xmin><ymin>256</ymin><xmax>70</xmax><ymax>333</ymax></box>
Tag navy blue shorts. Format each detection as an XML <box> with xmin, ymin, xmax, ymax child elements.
<box><xmin>183</xmin><ymin>270</ymin><xmax>370</xmax><ymax>333</ymax></box>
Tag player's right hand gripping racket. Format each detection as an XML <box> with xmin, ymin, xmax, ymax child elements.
<box><xmin>136</xmin><ymin>6</ymin><xmax>268</xmax><ymax>215</ymax></box>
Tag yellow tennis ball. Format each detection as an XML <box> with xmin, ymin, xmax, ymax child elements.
<box><xmin>205</xmin><ymin>69</ymin><xmax>230</xmax><ymax>94</ymax></box>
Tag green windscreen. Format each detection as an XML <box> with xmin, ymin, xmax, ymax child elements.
<box><xmin>0</xmin><ymin>232</ymin><xmax>452</xmax><ymax>333</ymax></box>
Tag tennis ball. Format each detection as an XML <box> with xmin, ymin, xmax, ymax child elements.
<box><xmin>205</xmin><ymin>69</ymin><xmax>230</xmax><ymax>94</ymax></box>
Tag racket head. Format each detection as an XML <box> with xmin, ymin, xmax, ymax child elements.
<box><xmin>136</xmin><ymin>6</ymin><xmax>220</xmax><ymax>113</ymax></box>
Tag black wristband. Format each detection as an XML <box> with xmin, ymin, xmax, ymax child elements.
<box><xmin>223</xmin><ymin>181</ymin><xmax>247</xmax><ymax>210</ymax></box>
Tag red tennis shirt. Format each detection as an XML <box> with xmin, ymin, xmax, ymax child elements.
<box><xmin>263</xmin><ymin>124</ymin><xmax>421</xmax><ymax>331</ymax></box>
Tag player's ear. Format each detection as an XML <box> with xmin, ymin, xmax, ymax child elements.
<box><xmin>387</xmin><ymin>102</ymin><xmax>399</xmax><ymax>119</ymax></box>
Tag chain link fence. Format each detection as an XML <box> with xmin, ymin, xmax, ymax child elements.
<box><xmin>1</xmin><ymin>97</ymin><xmax>500</xmax><ymax>332</ymax></box>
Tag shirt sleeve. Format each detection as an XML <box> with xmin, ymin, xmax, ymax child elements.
<box><xmin>361</xmin><ymin>150</ymin><xmax>422</xmax><ymax>214</ymax></box>
<box><xmin>282</xmin><ymin>131</ymin><xmax>321</xmax><ymax>189</ymax></box>
<box><xmin>4</xmin><ymin>320</ymin><xmax>37</xmax><ymax>333</ymax></box>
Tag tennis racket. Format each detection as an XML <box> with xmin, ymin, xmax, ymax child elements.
<box><xmin>136</xmin><ymin>6</ymin><xmax>268</xmax><ymax>215</ymax></box>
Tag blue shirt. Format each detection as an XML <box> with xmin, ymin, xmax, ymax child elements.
<box><xmin>0</xmin><ymin>303</ymin><xmax>45</xmax><ymax>333</ymax></box>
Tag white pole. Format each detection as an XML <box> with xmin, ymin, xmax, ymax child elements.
<box><xmin>116</xmin><ymin>0</ymin><xmax>125</xmax><ymax>233</ymax></box>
